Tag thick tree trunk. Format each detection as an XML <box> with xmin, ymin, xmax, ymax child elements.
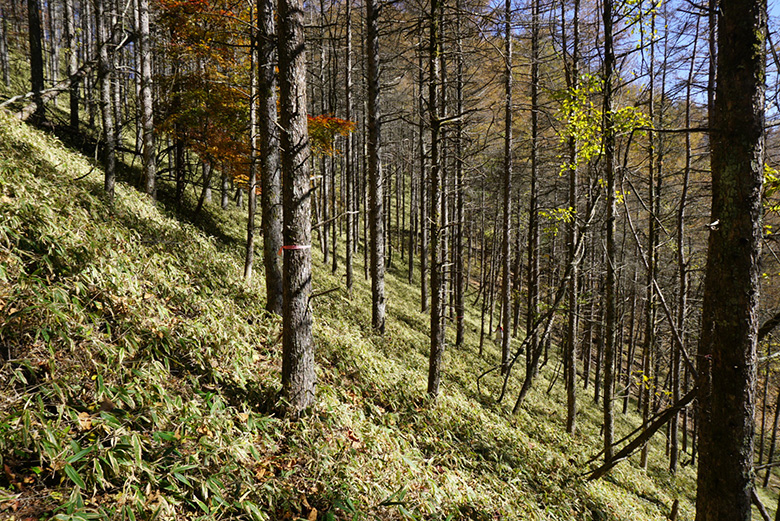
<box><xmin>695</xmin><ymin>0</ymin><xmax>765</xmax><ymax>513</ymax></box>
<box><xmin>278</xmin><ymin>0</ymin><xmax>315</xmax><ymax>415</ymax></box>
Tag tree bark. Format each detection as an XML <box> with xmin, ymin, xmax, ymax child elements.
<box><xmin>138</xmin><ymin>0</ymin><xmax>156</xmax><ymax>197</ymax></box>
<box><xmin>427</xmin><ymin>0</ymin><xmax>444</xmax><ymax>398</ymax></box>
<box><xmin>256</xmin><ymin>0</ymin><xmax>282</xmax><ymax>312</ymax></box>
<box><xmin>366</xmin><ymin>0</ymin><xmax>385</xmax><ymax>334</ymax></box>
<box><xmin>28</xmin><ymin>0</ymin><xmax>46</xmax><ymax>124</ymax></box>
<box><xmin>96</xmin><ymin>0</ymin><xmax>116</xmax><ymax>198</ymax></box>
<box><xmin>499</xmin><ymin>0</ymin><xmax>513</xmax><ymax>375</ymax></box>
<box><xmin>245</xmin><ymin>4</ymin><xmax>258</xmax><ymax>281</ymax></box>
<box><xmin>602</xmin><ymin>0</ymin><xmax>616</xmax><ymax>464</ymax></box>
<box><xmin>278</xmin><ymin>0</ymin><xmax>315</xmax><ymax>414</ymax></box>
<box><xmin>695</xmin><ymin>0</ymin><xmax>765</xmax><ymax>513</ymax></box>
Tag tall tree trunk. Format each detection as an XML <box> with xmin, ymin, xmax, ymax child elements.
<box><xmin>499</xmin><ymin>0</ymin><xmax>513</xmax><ymax>374</ymax></box>
<box><xmin>602</xmin><ymin>0</ymin><xmax>616</xmax><ymax>464</ymax></box>
<box><xmin>259</xmin><ymin>0</ymin><xmax>282</xmax><ymax>314</ymax></box>
<box><xmin>695</xmin><ymin>0</ymin><xmax>765</xmax><ymax>513</ymax></box>
<box><xmin>278</xmin><ymin>0</ymin><xmax>315</xmax><ymax>415</ymax></box>
<box><xmin>345</xmin><ymin>0</ymin><xmax>354</xmax><ymax>291</ymax></box>
<box><xmin>454</xmin><ymin>0</ymin><xmax>465</xmax><ymax>347</ymax></box>
<box><xmin>138</xmin><ymin>0</ymin><xmax>155</xmax><ymax>197</ymax></box>
<box><xmin>427</xmin><ymin>0</ymin><xmax>444</xmax><ymax>398</ymax></box>
<box><xmin>640</xmin><ymin>4</ymin><xmax>658</xmax><ymax>470</ymax></box>
<box><xmin>366</xmin><ymin>0</ymin><xmax>385</xmax><ymax>333</ymax></box>
<box><xmin>245</xmin><ymin>5</ymin><xmax>258</xmax><ymax>281</ymax></box>
<box><xmin>96</xmin><ymin>0</ymin><xmax>116</xmax><ymax>198</ymax></box>
<box><xmin>564</xmin><ymin>0</ymin><xmax>580</xmax><ymax>435</ymax></box>
<box><xmin>419</xmin><ymin>30</ymin><xmax>429</xmax><ymax>313</ymax></box>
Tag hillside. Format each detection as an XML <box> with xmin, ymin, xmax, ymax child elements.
<box><xmin>0</xmin><ymin>110</ymin><xmax>752</xmax><ymax>520</ymax></box>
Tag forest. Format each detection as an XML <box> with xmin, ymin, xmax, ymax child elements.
<box><xmin>0</xmin><ymin>0</ymin><xmax>777</xmax><ymax>516</ymax></box>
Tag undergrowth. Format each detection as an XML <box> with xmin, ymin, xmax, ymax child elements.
<box><xmin>0</xmin><ymin>108</ymin><xmax>712</xmax><ymax>520</ymax></box>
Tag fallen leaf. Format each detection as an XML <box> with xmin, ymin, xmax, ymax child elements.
<box><xmin>77</xmin><ymin>412</ymin><xmax>92</xmax><ymax>431</ymax></box>
<box><xmin>307</xmin><ymin>507</ymin><xmax>318</xmax><ymax>521</ymax></box>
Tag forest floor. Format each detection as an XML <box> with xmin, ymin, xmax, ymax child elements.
<box><xmin>0</xmin><ymin>108</ymin><xmax>775</xmax><ymax>520</ymax></box>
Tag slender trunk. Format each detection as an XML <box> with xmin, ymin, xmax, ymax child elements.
<box><xmin>564</xmin><ymin>0</ymin><xmax>580</xmax><ymax>435</ymax></box>
<box><xmin>454</xmin><ymin>0</ymin><xmax>465</xmax><ymax>347</ymax></box>
<box><xmin>418</xmin><ymin>31</ymin><xmax>429</xmax><ymax>313</ymax></box>
<box><xmin>138</xmin><ymin>0</ymin><xmax>155</xmax><ymax>197</ymax></box>
<box><xmin>366</xmin><ymin>0</ymin><xmax>385</xmax><ymax>333</ymax></box>
<box><xmin>64</xmin><ymin>0</ymin><xmax>79</xmax><ymax>128</ymax></box>
<box><xmin>763</xmin><ymin>386</ymin><xmax>780</xmax><ymax>488</ymax></box>
<box><xmin>345</xmin><ymin>0</ymin><xmax>354</xmax><ymax>291</ymax></box>
<box><xmin>259</xmin><ymin>0</ymin><xmax>282</xmax><ymax>313</ymax></box>
<box><xmin>500</xmin><ymin>0</ymin><xmax>513</xmax><ymax>374</ymax></box>
<box><xmin>427</xmin><ymin>0</ymin><xmax>444</xmax><ymax>398</ymax></box>
<box><xmin>96</xmin><ymin>0</ymin><xmax>116</xmax><ymax>198</ymax></box>
<box><xmin>245</xmin><ymin>6</ymin><xmax>258</xmax><ymax>281</ymax></box>
<box><xmin>602</xmin><ymin>0</ymin><xmax>616</xmax><ymax>462</ymax></box>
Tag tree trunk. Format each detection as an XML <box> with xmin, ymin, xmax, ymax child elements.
<box><xmin>96</xmin><ymin>0</ymin><xmax>116</xmax><ymax>198</ymax></box>
<box><xmin>366</xmin><ymin>0</ymin><xmax>385</xmax><ymax>334</ymax></box>
<box><xmin>259</xmin><ymin>0</ymin><xmax>282</xmax><ymax>313</ymax></box>
<box><xmin>63</xmin><ymin>0</ymin><xmax>79</xmax><ymax>129</ymax></box>
<box><xmin>427</xmin><ymin>0</ymin><xmax>444</xmax><ymax>398</ymax></box>
<box><xmin>245</xmin><ymin>5</ymin><xmax>258</xmax><ymax>281</ymax></box>
<box><xmin>345</xmin><ymin>0</ymin><xmax>354</xmax><ymax>291</ymax></box>
<box><xmin>602</xmin><ymin>0</ymin><xmax>616</xmax><ymax>462</ymax></box>
<box><xmin>564</xmin><ymin>0</ymin><xmax>580</xmax><ymax>435</ymax></box>
<box><xmin>695</xmin><ymin>0</ymin><xmax>765</xmax><ymax>513</ymax></box>
<box><xmin>499</xmin><ymin>0</ymin><xmax>513</xmax><ymax>375</ymax></box>
<box><xmin>278</xmin><ymin>0</ymin><xmax>315</xmax><ymax>415</ymax></box>
<box><xmin>28</xmin><ymin>0</ymin><xmax>45</xmax><ymax>124</ymax></box>
<box><xmin>138</xmin><ymin>0</ymin><xmax>156</xmax><ymax>197</ymax></box>
<box><xmin>0</xmin><ymin>9</ymin><xmax>9</xmax><ymax>88</ymax></box>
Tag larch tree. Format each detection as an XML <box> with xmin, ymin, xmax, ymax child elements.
<box><xmin>138</xmin><ymin>0</ymin><xmax>156</xmax><ymax>198</ymax></box>
<box><xmin>259</xmin><ymin>0</ymin><xmax>283</xmax><ymax>314</ymax></box>
<box><xmin>427</xmin><ymin>0</ymin><xmax>444</xmax><ymax>398</ymax></box>
<box><xmin>695</xmin><ymin>0</ymin><xmax>765</xmax><ymax>514</ymax></box>
<box><xmin>278</xmin><ymin>0</ymin><xmax>315</xmax><ymax>414</ymax></box>
<box><xmin>27</xmin><ymin>0</ymin><xmax>45</xmax><ymax>123</ymax></box>
<box><xmin>367</xmin><ymin>0</ymin><xmax>386</xmax><ymax>334</ymax></box>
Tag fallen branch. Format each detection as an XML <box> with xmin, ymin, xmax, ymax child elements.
<box><xmin>587</xmin><ymin>386</ymin><xmax>697</xmax><ymax>481</ymax></box>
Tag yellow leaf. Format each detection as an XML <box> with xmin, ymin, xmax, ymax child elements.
<box><xmin>307</xmin><ymin>508</ymin><xmax>318</xmax><ymax>521</ymax></box>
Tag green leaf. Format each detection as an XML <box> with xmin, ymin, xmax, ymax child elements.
<box><xmin>67</xmin><ymin>446</ymin><xmax>94</xmax><ymax>464</ymax></box>
<box><xmin>64</xmin><ymin>464</ymin><xmax>86</xmax><ymax>489</ymax></box>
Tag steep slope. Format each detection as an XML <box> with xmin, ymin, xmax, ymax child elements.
<box><xmin>0</xmin><ymin>109</ymin><xmax>707</xmax><ymax>520</ymax></box>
